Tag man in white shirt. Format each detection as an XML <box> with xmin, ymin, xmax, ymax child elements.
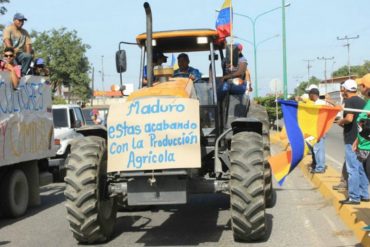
<box><xmin>308</xmin><ymin>88</ymin><xmax>327</xmax><ymax>173</ymax></box>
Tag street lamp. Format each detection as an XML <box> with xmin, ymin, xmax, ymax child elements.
<box><xmin>234</xmin><ymin>34</ymin><xmax>280</xmax><ymax>48</ymax></box>
<box><xmin>233</xmin><ymin>3</ymin><xmax>290</xmax><ymax>97</ymax></box>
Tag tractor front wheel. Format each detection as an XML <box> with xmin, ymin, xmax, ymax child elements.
<box><xmin>230</xmin><ymin>131</ymin><xmax>267</xmax><ymax>242</ymax></box>
<box><xmin>64</xmin><ymin>136</ymin><xmax>117</xmax><ymax>244</ymax></box>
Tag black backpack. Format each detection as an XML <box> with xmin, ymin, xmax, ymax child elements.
<box><xmin>358</xmin><ymin>118</ymin><xmax>370</xmax><ymax>140</ymax></box>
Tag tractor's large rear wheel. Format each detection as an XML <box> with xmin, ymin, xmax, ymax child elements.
<box><xmin>230</xmin><ymin>131</ymin><xmax>267</xmax><ymax>242</ymax></box>
<box><xmin>248</xmin><ymin>104</ymin><xmax>274</xmax><ymax>208</ymax></box>
<box><xmin>64</xmin><ymin>136</ymin><xmax>117</xmax><ymax>244</ymax></box>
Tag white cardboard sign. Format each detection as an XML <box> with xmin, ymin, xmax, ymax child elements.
<box><xmin>0</xmin><ymin>72</ymin><xmax>55</xmax><ymax>167</ymax></box>
<box><xmin>107</xmin><ymin>98</ymin><xmax>201</xmax><ymax>172</ymax></box>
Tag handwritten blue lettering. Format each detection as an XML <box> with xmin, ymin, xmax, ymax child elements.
<box><xmin>126</xmin><ymin>99</ymin><xmax>185</xmax><ymax>116</ymax></box>
<box><xmin>127</xmin><ymin>149</ymin><xmax>175</xmax><ymax>169</ymax></box>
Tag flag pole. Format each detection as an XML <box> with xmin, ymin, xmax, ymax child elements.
<box><xmin>230</xmin><ymin>0</ymin><xmax>234</xmax><ymax>71</ymax></box>
<box><xmin>229</xmin><ymin>0</ymin><xmax>233</xmax><ymax>68</ymax></box>
<box><xmin>343</xmin><ymin>107</ymin><xmax>370</xmax><ymax>114</ymax></box>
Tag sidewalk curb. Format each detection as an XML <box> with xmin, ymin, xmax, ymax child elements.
<box><xmin>299</xmin><ymin>157</ymin><xmax>370</xmax><ymax>246</ymax></box>
<box><xmin>270</xmin><ymin>132</ymin><xmax>370</xmax><ymax>246</ymax></box>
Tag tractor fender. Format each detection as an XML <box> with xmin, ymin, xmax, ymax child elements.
<box><xmin>230</xmin><ymin>117</ymin><xmax>263</xmax><ymax>136</ymax></box>
<box><xmin>76</xmin><ymin>125</ymin><xmax>108</xmax><ymax>140</ymax></box>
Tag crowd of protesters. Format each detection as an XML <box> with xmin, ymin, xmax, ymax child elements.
<box><xmin>296</xmin><ymin>74</ymin><xmax>370</xmax><ymax>230</ymax></box>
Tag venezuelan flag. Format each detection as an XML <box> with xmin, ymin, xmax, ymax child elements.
<box><xmin>216</xmin><ymin>0</ymin><xmax>232</xmax><ymax>39</ymax></box>
<box><xmin>268</xmin><ymin>100</ymin><xmax>341</xmax><ymax>185</ymax></box>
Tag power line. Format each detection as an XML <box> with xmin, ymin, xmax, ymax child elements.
<box><xmin>337</xmin><ymin>35</ymin><xmax>359</xmax><ymax>77</ymax></box>
<box><xmin>303</xmin><ymin>59</ymin><xmax>315</xmax><ymax>81</ymax></box>
<box><xmin>317</xmin><ymin>56</ymin><xmax>334</xmax><ymax>94</ymax></box>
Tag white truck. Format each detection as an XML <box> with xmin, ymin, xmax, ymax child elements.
<box><xmin>49</xmin><ymin>105</ymin><xmax>86</xmax><ymax>180</ymax></box>
<box><xmin>0</xmin><ymin>72</ymin><xmax>56</xmax><ymax>218</ymax></box>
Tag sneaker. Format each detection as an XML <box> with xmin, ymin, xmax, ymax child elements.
<box><xmin>339</xmin><ymin>198</ymin><xmax>360</xmax><ymax>205</ymax></box>
<box><xmin>310</xmin><ymin>169</ymin><xmax>325</xmax><ymax>174</ymax></box>
<box><xmin>333</xmin><ymin>183</ymin><xmax>347</xmax><ymax>191</ymax></box>
<box><xmin>361</xmin><ymin>197</ymin><xmax>370</xmax><ymax>202</ymax></box>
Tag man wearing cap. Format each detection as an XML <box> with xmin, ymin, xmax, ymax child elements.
<box><xmin>3</xmin><ymin>13</ymin><xmax>32</xmax><ymax>76</ymax></box>
<box><xmin>296</xmin><ymin>84</ymin><xmax>318</xmax><ymax>102</ymax></box>
<box><xmin>142</xmin><ymin>51</ymin><xmax>167</xmax><ymax>85</ymax></box>
<box><xmin>337</xmin><ymin>79</ymin><xmax>368</xmax><ymax>205</ymax></box>
<box><xmin>307</xmin><ymin>88</ymin><xmax>328</xmax><ymax>173</ymax></box>
<box><xmin>33</xmin><ymin>58</ymin><xmax>49</xmax><ymax>76</ymax></box>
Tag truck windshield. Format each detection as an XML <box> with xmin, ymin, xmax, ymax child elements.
<box><xmin>52</xmin><ymin>109</ymin><xmax>69</xmax><ymax>128</ymax></box>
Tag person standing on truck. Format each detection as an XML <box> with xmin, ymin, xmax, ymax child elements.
<box><xmin>173</xmin><ymin>53</ymin><xmax>201</xmax><ymax>81</ymax></box>
<box><xmin>0</xmin><ymin>47</ymin><xmax>21</xmax><ymax>90</ymax></box>
<box><xmin>3</xmin><ymin>13</ymin><xmax>32</xmax><ymax>76</ymax></box>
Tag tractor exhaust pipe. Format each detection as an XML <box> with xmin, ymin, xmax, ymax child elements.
<box><xmin>144</xmin><ymin>2</ymin><xmax>153</xmax><ymax>87</ymax></box>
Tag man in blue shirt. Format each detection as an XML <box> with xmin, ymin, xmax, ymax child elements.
<box><xmin>173</xmin><ymin>53</ymin><xmax>201</xmax><ymax>81</ymax></box>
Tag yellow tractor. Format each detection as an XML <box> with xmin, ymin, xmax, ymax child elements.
<box><xmin>64</xmin><ymin>2</ymin><xmax>272</xmax><ymax>244</ymax></box>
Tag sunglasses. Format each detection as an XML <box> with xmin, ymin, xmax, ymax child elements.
<box><xmin>4</xmin><ymin>54</ymin><xmax>14</xmax><ymax>58</ymax></box>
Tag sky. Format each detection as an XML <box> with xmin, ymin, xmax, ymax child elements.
<box><xmin>2</xmin><ymin>0</ymin><xmax>370</xmax><ymax>96</ymax></box>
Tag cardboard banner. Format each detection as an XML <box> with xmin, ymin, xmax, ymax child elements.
<box><xmin>108</xmin><ymin>98</ymin><xmax>201</xmax><ymax>172</ymax></box>
<box><xmin>0</xmin><ymin>72</ymin><xmax>55</xmax><ymax>166</ymax></box>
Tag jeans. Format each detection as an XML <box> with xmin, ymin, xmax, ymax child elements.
<box><xmin>15</xmin><ymin>52</ymin><xmax>33</xmax><ymax>76</ymax></box>
<box><xmin>217</xmin><ymin>81</ymin><xmax>246</xmax><ymax>101</ymax></box>
<box><xmin>313</xmin><ymin>137</ymin><xmax>326</xmax><ymax>171</ymax></box>
<box><xmin>345</xmin><ymin>144</ymin><xmax>369</xmax><ymax>201</ymax></box>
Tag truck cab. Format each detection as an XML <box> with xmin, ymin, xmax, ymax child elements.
<box><xmin>49</xmin><ymin>105</ymin><xmax>86</xmax><ymax>180</ymax></box>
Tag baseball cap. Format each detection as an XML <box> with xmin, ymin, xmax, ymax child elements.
<box><xmin>90</xmin><ymin>109</ymin><xmax>99</xmax><ymax>116</ymax></box>
<box><xmin>308</xmin><ymin>88</ymin><xmax>320</xmax><ymax>96</ymax></box>
<box><xmin>35</xmin><ymin>58</ymin><xmax>44</xmax><ymax>65</ymax></box>
<box><xmin>342</xmin><ymin>79</ymin><xmax>358</xmax><ymax>92</ymax></box>
<box><xmin>154</xmin><ymin>51</ymin><xmax>167</xmax><ymax>59</ymax></box>
<box><xmin>13</xmin><ymin>13</ymin><xmax>27</xmax><ymax>21</ymax></box>
<box><xmin>236</xmin><ymin>43</ymin><xmax>243</xmax><ymax>52</ymax></box>
<box><xmin>356</xmin><ymin>73</ymin><xmax>370</xmax><ymax>88</ymax></box>
<box><xmin>305</xmin><ymin>84</ymin><xmax>318</xmax><ymax>93</ymax></box>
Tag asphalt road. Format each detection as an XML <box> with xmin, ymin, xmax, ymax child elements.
<box><xmin>325</xmin><ymin>124</ymin><xmax>346</xmax><ymax>172</ymax></box>
<box><xmin>0</xmin><ymin>143</ymin><xmax>360</xmax><ymax>247</ymax></box>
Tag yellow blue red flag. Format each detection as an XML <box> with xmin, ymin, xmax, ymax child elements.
<box><xmin>268</xmin><ymin>100</ymin><xmax>341</xmax><ymax>185</ymax></box>
<box><xmin>216</xmin><ymin>0</ymin><xmax>232</xmax><ymax>40</ymax></box>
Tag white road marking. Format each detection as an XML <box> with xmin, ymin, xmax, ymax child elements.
<box><xmin>326</xmin><ymin>153</ymin><xmax>343</xmax><ymax>168</ymax></box>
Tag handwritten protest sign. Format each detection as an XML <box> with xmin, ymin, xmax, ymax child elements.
<box><xmin>0</xmin><ymin>72</ymin><xmax>55</xmax><ymax>167</ymax></box>
<box><xmin>107</xmin><ymin>98</ymin><xmax>201</xmax><ymax>172</ymax></box>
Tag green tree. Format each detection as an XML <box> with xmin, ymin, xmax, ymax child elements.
<box><xmin>294</xmin><ymin>76</ymin><xmax>321</xmax><ymax>96</ymax></box>
<box><xmin>333</xmin><ymin>61</ymin><xmax>370</xmax><ymax>78</ymax></box>
<box><xmin>0</xmin><ymin>0</ymin><xmax>9</xmax><ymax>15</ymax></box>
<box><xmin>0</xmin><ymin>0</ymin><xmax>10</xmax><ymax>39</ymax></box>
<box><xmin>254</xmin><ymin>95</ymin><xmax>283</xmax><ymax>125</ymax></box>
<box><xmin>32</xmin><ymin>28</ymin><xmax>91</xmax><ymax>101</ymax></box>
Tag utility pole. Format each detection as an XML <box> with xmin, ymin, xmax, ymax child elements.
<box><xmin>91</xmin><ymin>64</ymin><xmax>94</xmax><ymax>106</ymax></box>
<box><xmin>281</xmin><ymin>0</ymin><xmax>288</xmax><ymax>99</ymax></box>
<box><xmin>331</xmin><ymin>60</ymin><xmax>336</xmax><ymax>84</ymax></box>
<box><xmin>317</xmin><ymin>56</ymin><xmax>334</xmax><ymax>94</ymax></box>
<box><xmin>303</xmin><ymin>59</ymin><xmax>315</xmax><ymax>81</ymax></box>
<box><xmin>101</xmin><ymin>55</ymin><xmax>105</xmax><ymax>91</ymax></box>
<box><xmin>337</xmin><ymin>35</ymin><xmax>359</xmax><ymax>77</ymax></box>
